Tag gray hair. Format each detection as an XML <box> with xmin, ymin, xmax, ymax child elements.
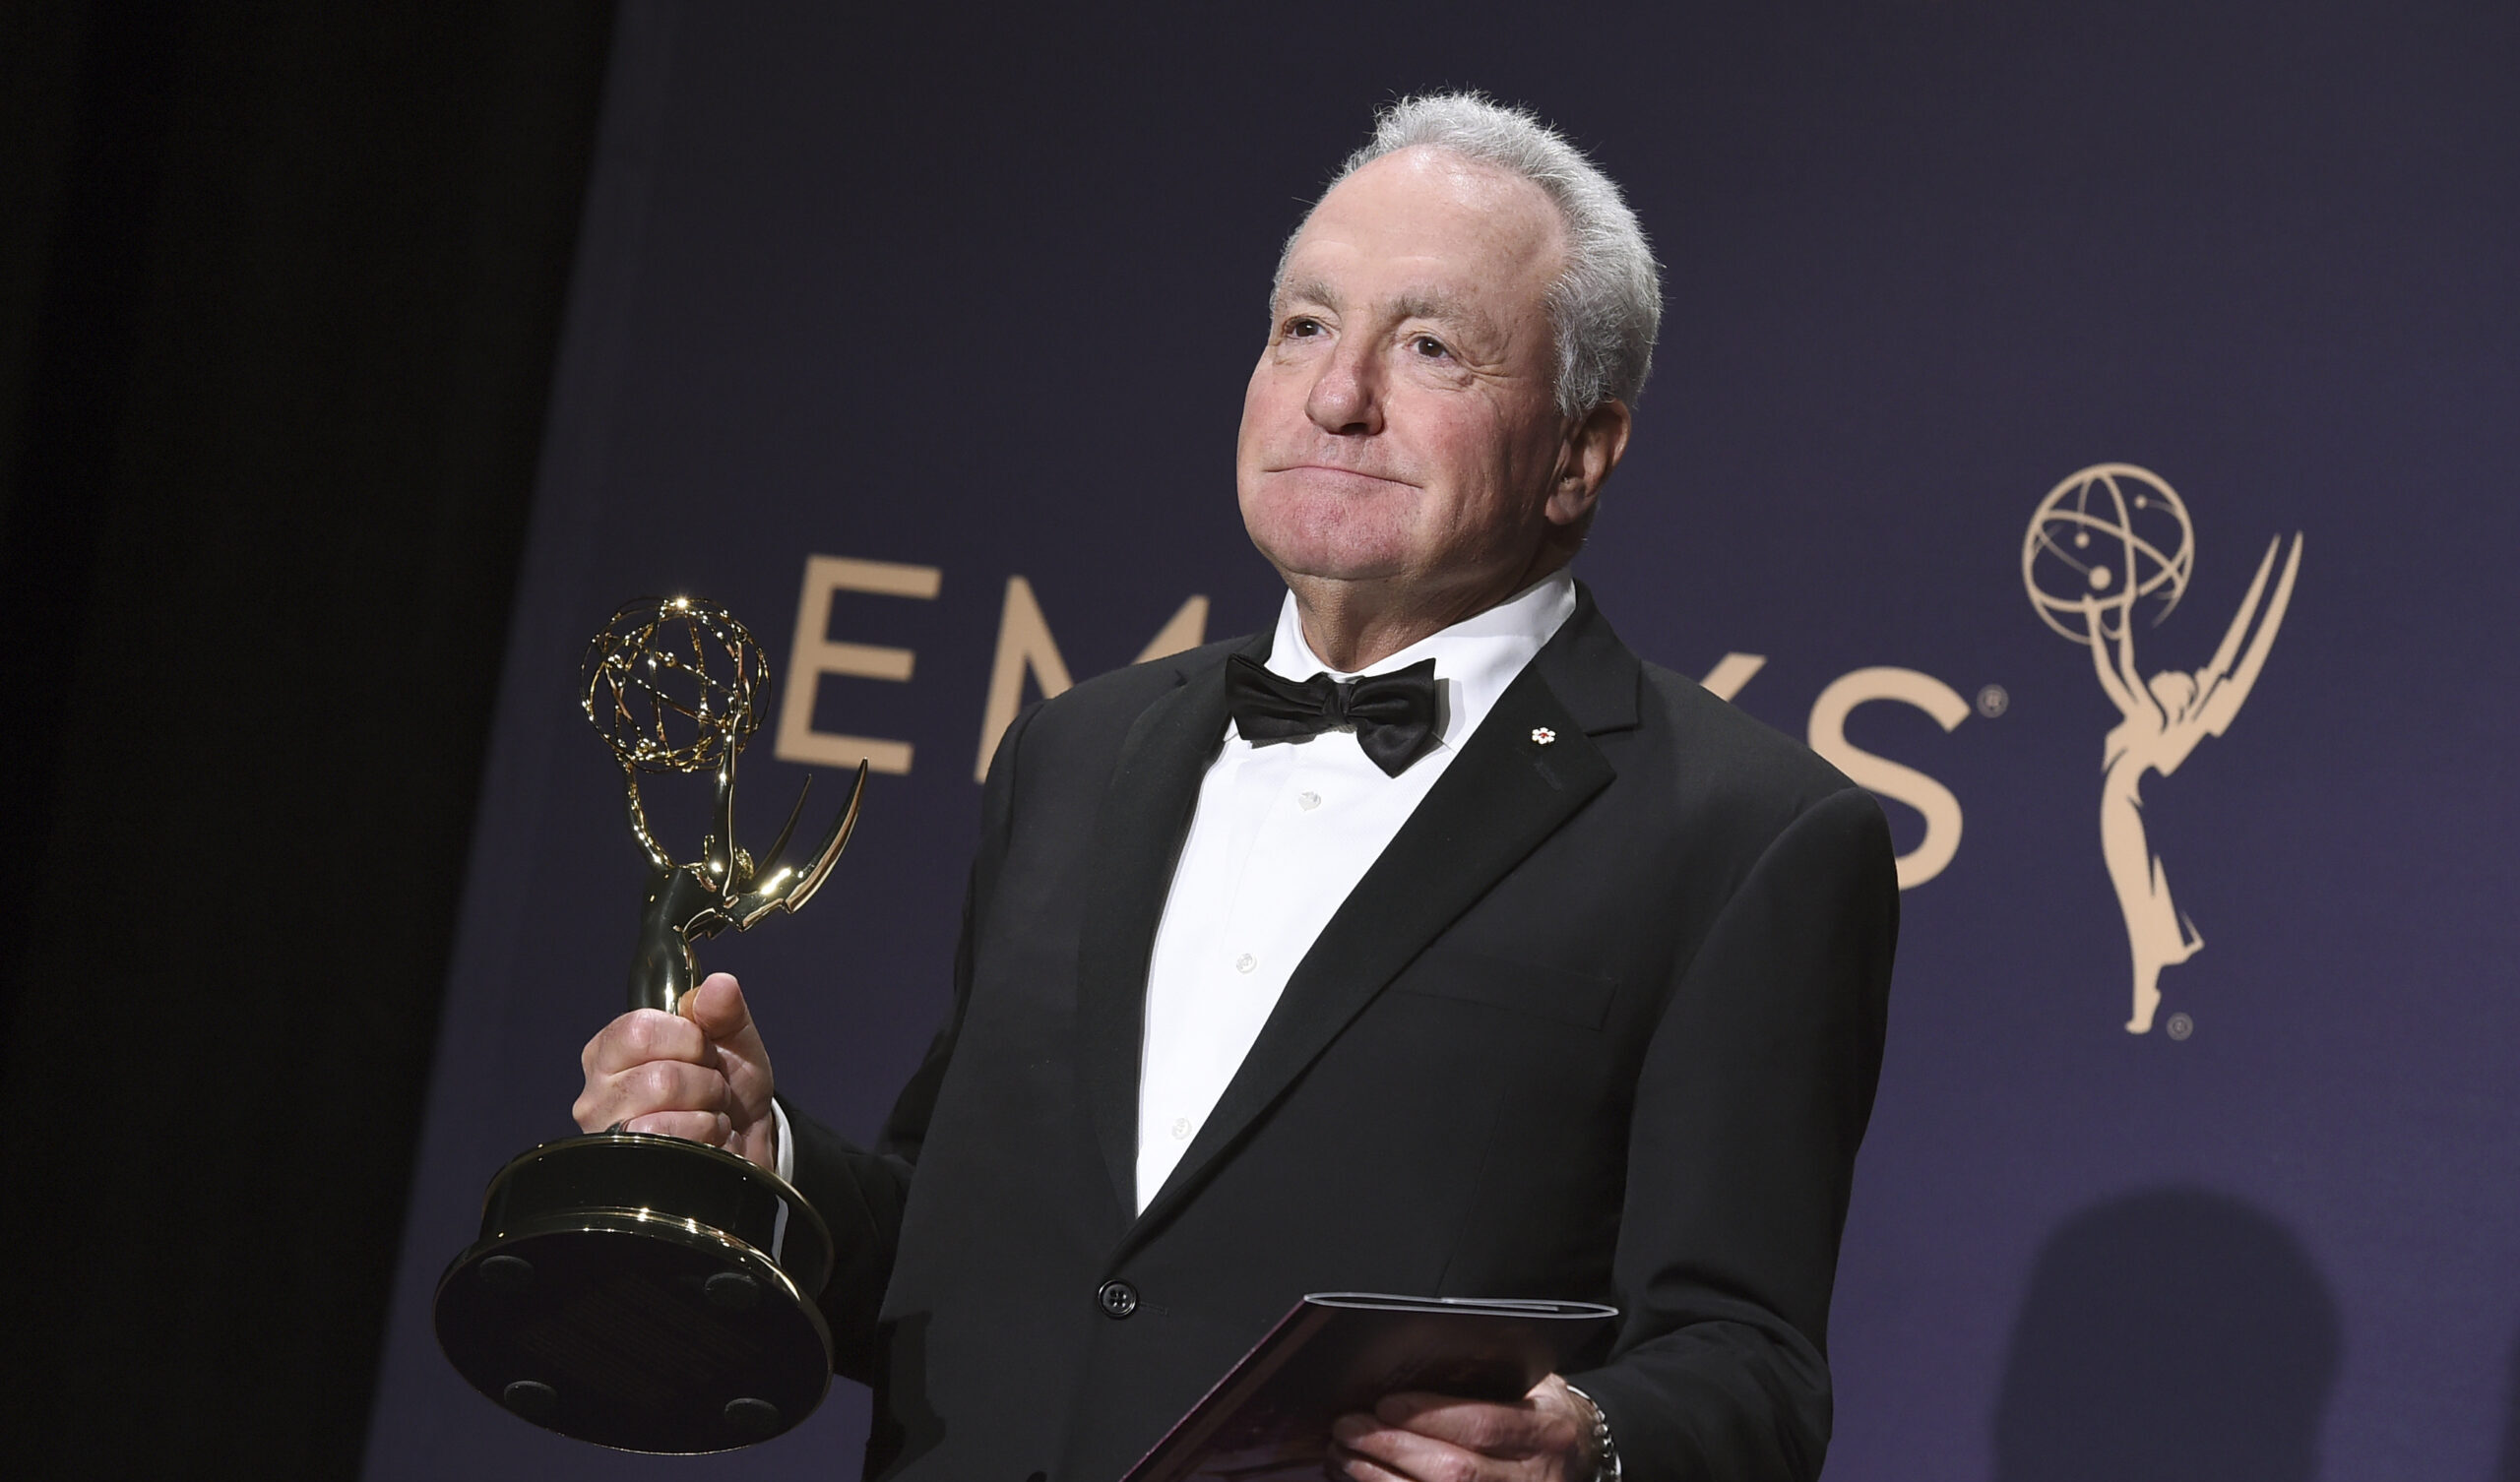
<box><xmin>1275</xmin><ymin>93</ymin><xmax>1662</xmax><ymax>417</ymax></box>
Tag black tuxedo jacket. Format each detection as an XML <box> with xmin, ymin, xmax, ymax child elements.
<box><xmin>785</xmin><ymin>586</ymin><xmax>1898</xmax><ymax>1482</ymax></box>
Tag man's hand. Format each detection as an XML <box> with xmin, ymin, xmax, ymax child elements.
<box><xmin>573</xmin><ymin>971</ymin><xmax>780</xmax><ymax>1171</ymax></box>
<box><xmin>1329</xmin><ymin>1374</ymin><xmax>1600</xmax><ymax>1482</ymax></box>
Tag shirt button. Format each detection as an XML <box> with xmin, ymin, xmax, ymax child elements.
<box><xmin>1296</xmin><ymin>790</ymin><xmax>1321</xmax><ymax>811</ymax></box>
<box><xmin>1169</xmin><ymin>1116</ymin><xmax>1192</xmax><ymax>1140</ymax></box>
<box><xmin>1097</xmin><ymin>1279</ymin><xmax>1139</xmax><ymax>1319</ymax></box>
<box><xmin>1234</xmin><ymin>953</ymin><xmax>1257</xmax><ymax>974</ymax></box>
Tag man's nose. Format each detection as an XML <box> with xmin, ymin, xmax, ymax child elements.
<box><xmin>1303</xmin><ymin>339</ymin><xmax>1382</xmax><ymax>436</ymax></box>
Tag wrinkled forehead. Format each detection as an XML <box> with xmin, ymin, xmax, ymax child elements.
<box><xmin>1275</xmin><ymin>148</ymin><xmax>1567</xmax><ymax>315</ymax></box>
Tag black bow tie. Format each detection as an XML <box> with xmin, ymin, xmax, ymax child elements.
<box><xmin>1225</xmin><ymin>653</ymin><xmax>1442</xmax><ymax>777</ymax></box>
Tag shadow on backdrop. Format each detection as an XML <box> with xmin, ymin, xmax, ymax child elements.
<box><xmin>2495</xmin><ymin>1324</ymin><xmax>2520</xmax><ymax>1482</ymax></box>
<box><xmin>1992</xmin><ymin>1187</ymin><xmax>2339</xmax><ymax>1482</ymax></box>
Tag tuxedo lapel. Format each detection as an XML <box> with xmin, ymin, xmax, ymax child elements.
<box><xmin>1073</xmin><ymin>637</ymin><xmax>1257</xmax><ymax>1218</ymax></box>
<box><xmin>1124</xmin><ymin>589</ymin><xmax>1640</xmax><ymax>1245</ymax></box>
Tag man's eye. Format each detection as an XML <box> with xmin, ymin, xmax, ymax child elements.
<box><xmin>1411</xmin><ymin>335</ymin><xmax>1449</xmax><ymax>358</ymax></box>
<box><xmin>1284</xmin><ymin>317</ymin><xmax>1324</xmax><ymax>339</ymax></box>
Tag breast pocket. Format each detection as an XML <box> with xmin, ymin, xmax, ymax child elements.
<box><xmin>1388</xmin><ymin>946</ymin><xmax>1619</xmax><ymax>1031</ymax></box>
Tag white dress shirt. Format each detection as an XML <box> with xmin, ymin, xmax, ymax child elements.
<box><xmin>773</xmin><ymin>569</ymin><xmax>1578</xmax><ymax>1203</ymax></box>
<box><xmin>1132</xmin><ymin>569</ymin><xmax>1577</xmax><ymax>1210</ymax></box>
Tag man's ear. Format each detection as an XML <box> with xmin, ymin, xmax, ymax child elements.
<box><xmin>1544</xmin><ymin>399</ymin><xmax>1632</xmax><ymax>528</ymax></box>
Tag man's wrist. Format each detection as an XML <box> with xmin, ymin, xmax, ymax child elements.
<box><xmin>1563</xmin><ymin>1382</ymin><xmax>1620</xmax><ymax>1482</ymax></box>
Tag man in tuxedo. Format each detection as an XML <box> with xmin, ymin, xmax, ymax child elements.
<box><xmin>575</xmin><ymin>93</ymin><xmax>1896</xmax><ymax>1482</ymax></box>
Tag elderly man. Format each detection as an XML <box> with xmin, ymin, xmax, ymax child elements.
<box><xmin>576</xmin><ymin>93</ymin><xmax>1896</xmax><ymax>1481</ymax></box>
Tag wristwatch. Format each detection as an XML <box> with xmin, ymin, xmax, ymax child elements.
<box><xmin>1563</xmin><ymin>1382</ymin><xmax>1622</xmax><ymax>1482</ymax></box>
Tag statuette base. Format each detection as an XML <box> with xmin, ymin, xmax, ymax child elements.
<box><xmin>433</xmin><ymin>1133</ymin><xmax>835</xmax><ymax>1452</ymax></box>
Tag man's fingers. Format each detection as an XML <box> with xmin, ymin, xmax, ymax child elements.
<box><xmin>680</xmin><ymin>971</ymin><xmax>776</xmax><ymax>1115</ymax></box>
<box><xmin>1371</xmin><ymin>1393</ymin><xmax>1552</xmax><ymax>1458</ymax></box>
<box><xmin>583</xmin><ymin>1007</ymin><xmax>710</xmax><ymax>1077</ymax></box>
<box><xmin>623</xmin><ymin>1110</ymin><xmax>733</xmax><ymax>1144</ymax></box>
<box><xmin>1327</xmin><ymin>1439</ymin><xmax>1417</xmax><ymax>1482</ymax></box>
<box><xmin>570</xmin><ymin>976</ymin><xmax>774</xmax><ymax>1138</ymax></box>
<box><xmin>622</xmin><ymin>1057</ymin><xmax>731</xmax><ymax>1112</ymax></box>
<box><xmin>680</xmin><ymin>973</ymin><xmax>761</xmax><ymax>1056</ymax></box>
<box><xmin>572</xmin><ymin>1057</ymin><xmax>731</xmax><ymax>1133</ymax></box>
<box><xmin>1331</xmin><ymin>1415</ymin><xmax>1484</xmax><ymax>1482</ymax></box>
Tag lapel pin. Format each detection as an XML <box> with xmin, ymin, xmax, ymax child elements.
<box><xmin>1531</xmin><ymin>726</ymin><xmax>1557</xmax><ymax>745</ymax></box>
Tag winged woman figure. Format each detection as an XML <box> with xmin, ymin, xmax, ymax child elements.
<box><xmin>2086</xmin><ymin>533</ymin><xmax>2302</xmax><ymax>1032</ymax></box>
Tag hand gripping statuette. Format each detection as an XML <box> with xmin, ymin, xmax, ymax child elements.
<box><xmin>434</xmin><ymin>596</ymin><xmax>867</xmax><ymax>1452</ymax></box>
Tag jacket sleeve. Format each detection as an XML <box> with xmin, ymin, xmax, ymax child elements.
<box><xmin>778</xmin><ymin>699</ymin><xmax>1039</xmax><ymax>1382</ymax></box>
<box><xmin>1567</xmin><ymin>784</ymin><xmax>1899</xmax><ymax>1481</ymax></box>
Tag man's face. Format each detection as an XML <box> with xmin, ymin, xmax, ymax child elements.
<box><xmin>1236</xmin><ymin>148</ymin><xmax>1587</xmax><ymax>619</ymax></box>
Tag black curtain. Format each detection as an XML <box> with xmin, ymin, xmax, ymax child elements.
<box><xmin>0</xmin><ymin>3</ymin><xmax>614</xmax><ymax>1472</ymax></box>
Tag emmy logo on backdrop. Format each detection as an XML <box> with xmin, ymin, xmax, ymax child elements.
<box><xmin>434</xmin><ymin>596</ymin><xmax>867</xmax><ymax>1452</ymax></box>
<box><xmin>2023</xmin><ymin>464</ymin><xmax>2301</xmax><ymax>1035</ymax></box>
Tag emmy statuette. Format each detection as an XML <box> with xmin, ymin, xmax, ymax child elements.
<box><xmin>434</xmin><ymin>597</ymin><xmax>867</xmax><ymax>1452</ymax></box>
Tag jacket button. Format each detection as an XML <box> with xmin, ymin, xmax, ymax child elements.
<box><xmin>1097</xmin><ymin>1279</ymin><xmax>1139</xmax><ymax>1319</ymax></box>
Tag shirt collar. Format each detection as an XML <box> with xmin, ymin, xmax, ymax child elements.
<box><xmin>1264</xmin><ymin>568</ymin><xmax>1577</xmax><ymax>751</ymax></box>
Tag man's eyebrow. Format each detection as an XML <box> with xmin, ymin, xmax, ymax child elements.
<box><xmin>1271</xmin><ymin>278</ymin><xmax>1498</xmax><ymax>338</ymax></box>
<box><xmin>1274</xmin><ymin>275</ymin><xmax>1340</xmax><ymax>314</ymax></box>
<box><xmin>1389</xmin><ymin>286</ymin><xmax>1498</xmax><ymax>338</ymax></box>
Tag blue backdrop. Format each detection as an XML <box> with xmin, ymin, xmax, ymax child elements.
<box><xmin>365</xmin><ymin>3</ymin><xmax>2520</xmax><ymax>1477</ymax></box>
